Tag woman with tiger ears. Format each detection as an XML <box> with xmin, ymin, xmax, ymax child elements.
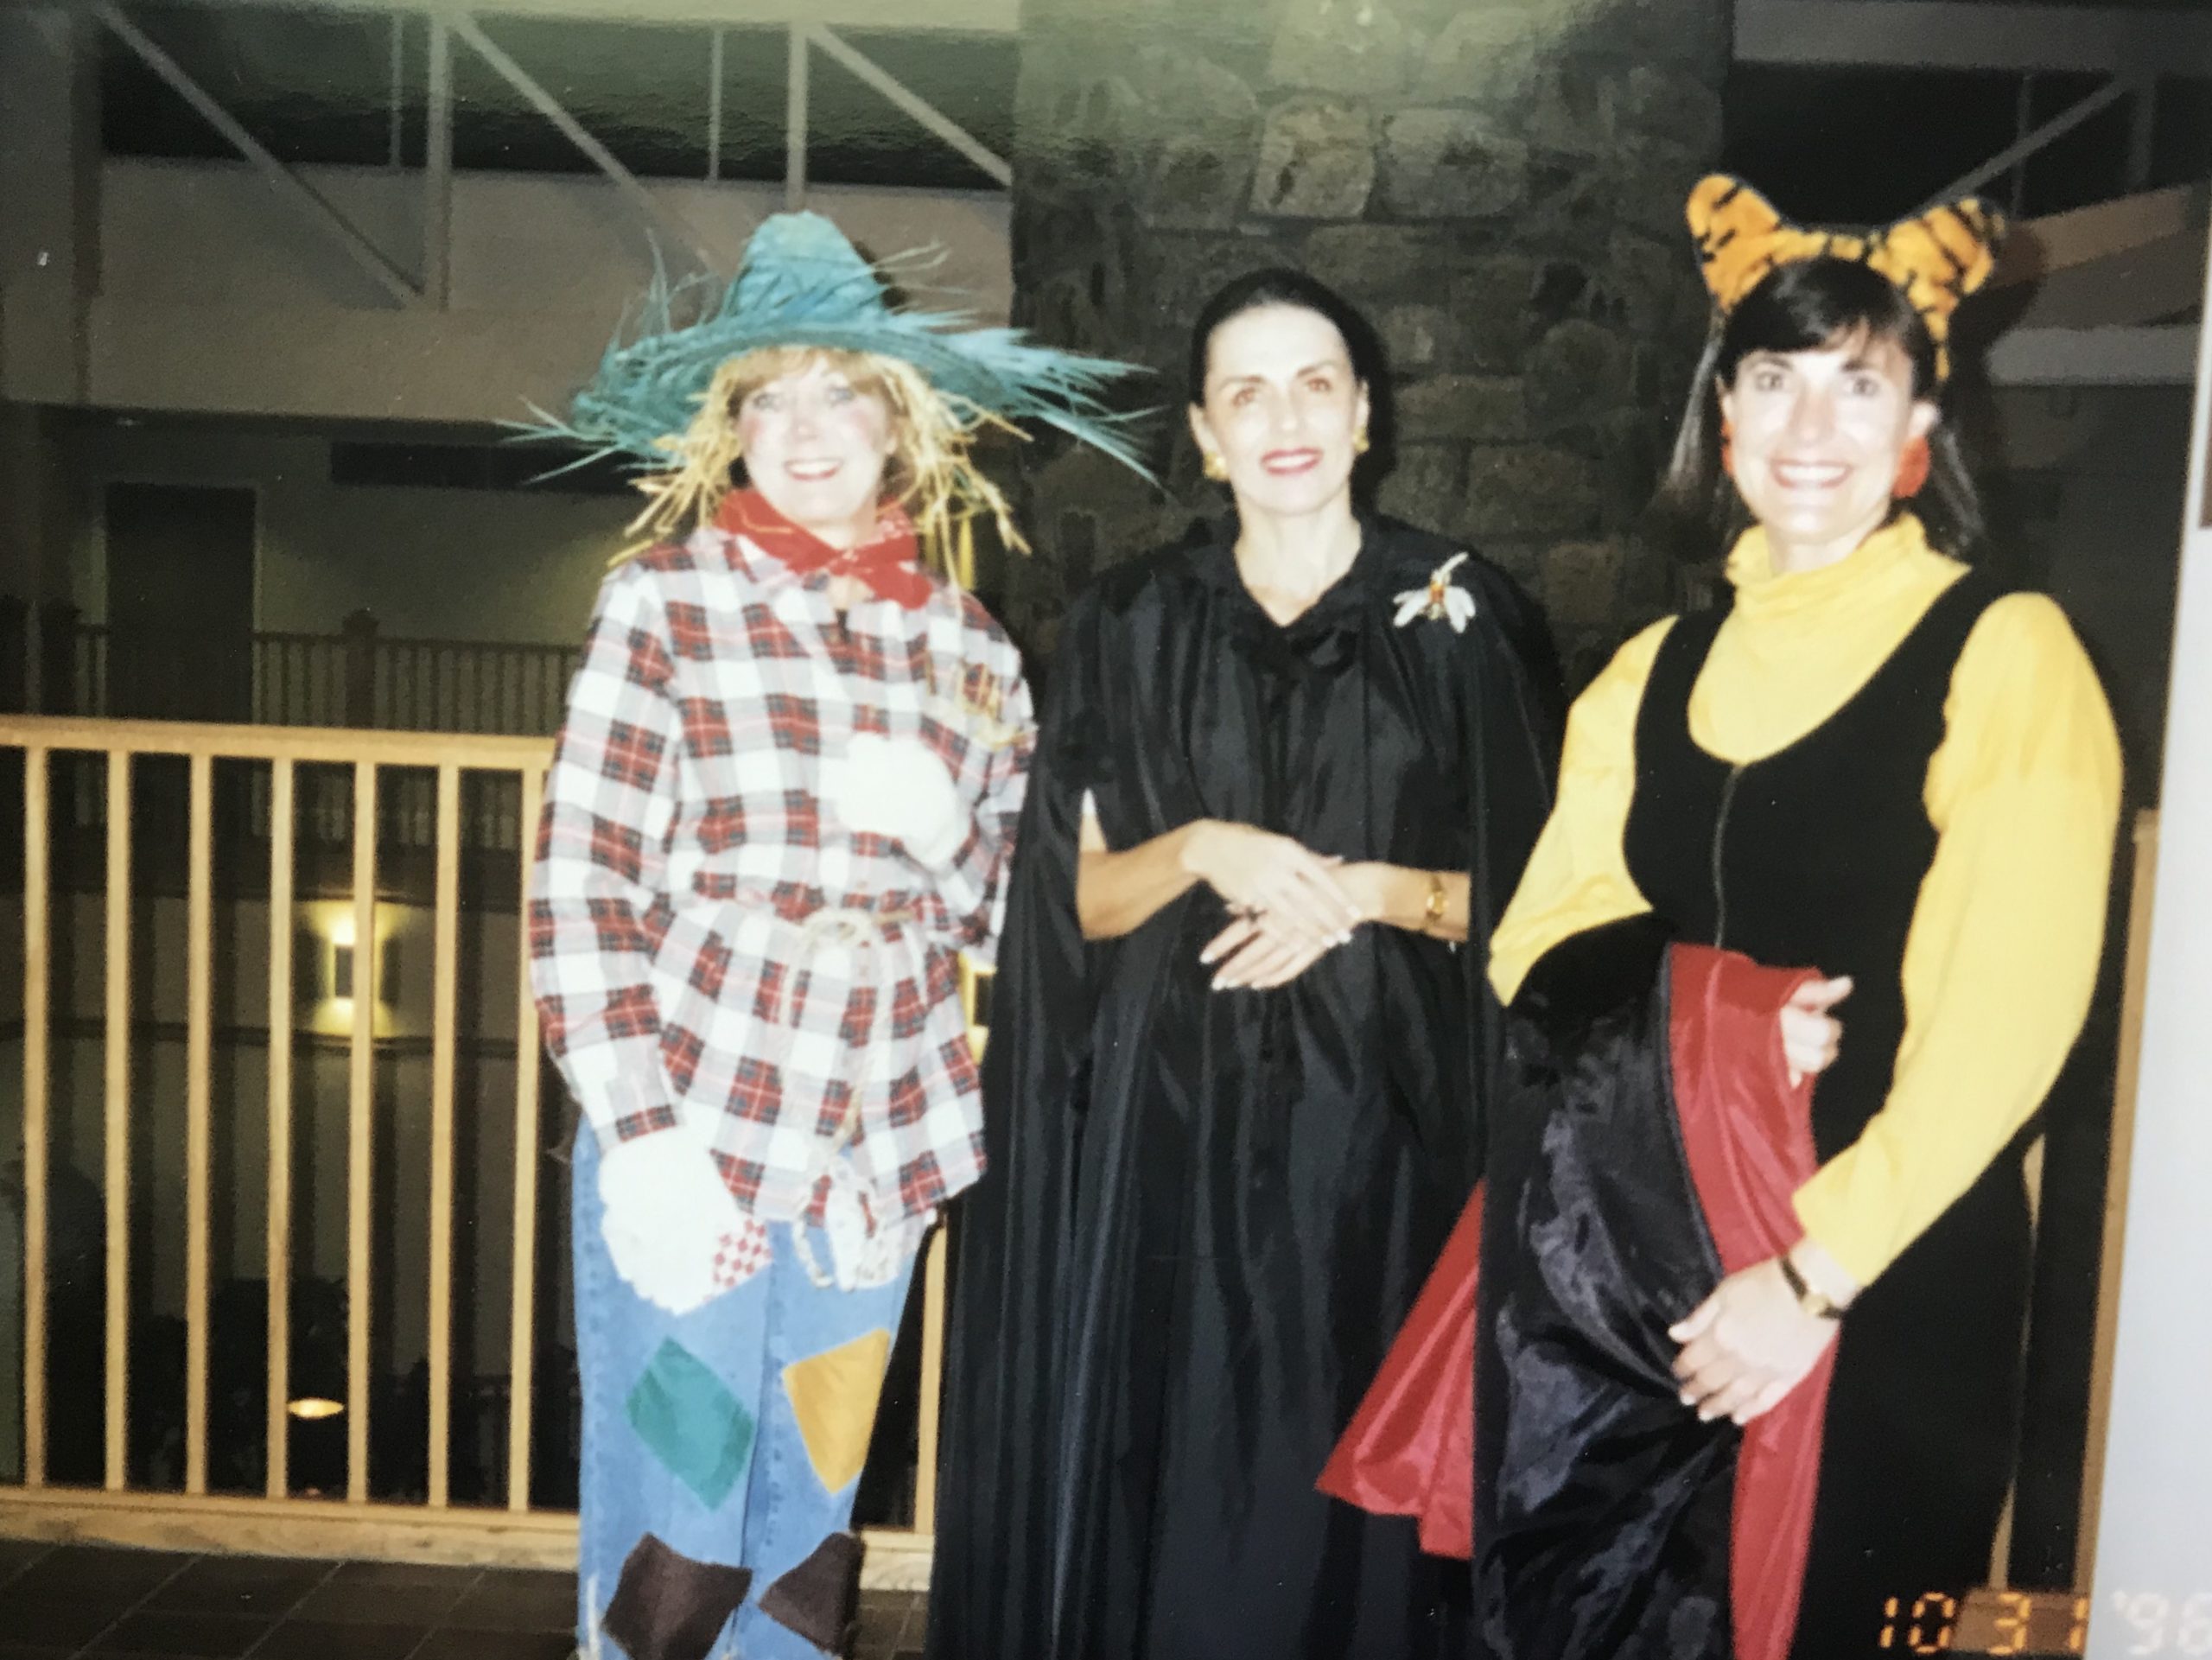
<box><xmin>1330</xmin><ymin>178</ymin><xmax>2121</xmax><ymax>1658</ymax></box>
<box><xmin>1484</xmin><ymin>176</ymin><xmax>2120</xmax><ymax>1657</ymax></box>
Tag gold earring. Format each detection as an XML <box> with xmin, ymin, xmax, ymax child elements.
<box><xmin>1352</xmin><ymin>426</ymin><xmax>1370</xmax><ymax>456</ymax></box>
<box><xmin>1202</xmin><ymin>450</ymin><xmax>1230</xmax><ymax>481</ymax></box>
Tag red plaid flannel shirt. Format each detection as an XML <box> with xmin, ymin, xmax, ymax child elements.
<box><xmin>530</xmin><ymin>518</ymin><xmax>1033</xmax><ymax>1227</ymax></box>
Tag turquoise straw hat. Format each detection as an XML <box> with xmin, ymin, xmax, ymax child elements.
<box><xmin>524</xmin><ymin>213</ymin><xmax>1154</xmax><ymax>571</ymax></box>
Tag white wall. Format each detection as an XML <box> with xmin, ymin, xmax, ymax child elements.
<box><xmin>64</xmin><ymin>420</ymin><xmax>629</xmax><ymax>646</ymax></box>
<box><xmin>33</xmin><ymin>156</ymin><xmax>1016</xmax><ymax>644</ymax></box>
<box><xmin>61</xmin><ymin>162</ymin><xmax>1011</xmax><ymax>427</ymax></box>
<box><xmin>306</xmin><ymin>483</ymin><xmax>630</xmax><ymax>645</ymax></box>
<box><xmin>2085</xmin><ymin>233</ymin><xmax>2212</xmax><ymax>1655</ymax></box>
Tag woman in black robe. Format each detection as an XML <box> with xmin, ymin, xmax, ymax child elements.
<box><xmin>925</xmin><ymin>271</ymin><xmax>1560</xmax><ymax>1660</ymax></box>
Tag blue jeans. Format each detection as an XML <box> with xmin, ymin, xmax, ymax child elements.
<box><xmin>573</xmin><ymin>1130</ymin><xmax>918</xmax><ymax>1660</ymax></box>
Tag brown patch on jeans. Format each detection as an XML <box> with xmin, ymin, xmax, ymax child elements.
<box><xmin>758</xmin><ymin>1531</ymin><xmax>862</xmax><ymax>1653</ymax></box>
<box><xmin>601</xmin><ymin>1533</ymin><xmax>753</xmax><ymax>1660</ymax></box>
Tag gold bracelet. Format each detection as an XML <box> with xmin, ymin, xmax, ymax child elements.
<box><xmin>1421</xmin><ymin>871</ymin><xmax>1448</xmax><ymax>934</ymax></box>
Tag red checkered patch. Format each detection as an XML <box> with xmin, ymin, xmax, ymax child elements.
<box><xmin>752</xmin><ymin>960</ymin><xmax>787</xmax><ymax>1022</ymax></box>
<box><xmin>712</xmin><ymin>1217</ymin><xmax>772</xmax><ymax>1290</ymax></box>
<box><xmin>665</xmin><ymin>601</ymin><xmax>715</xmax><ymax>660</ymax></box>
<box><xmin>697</xmin><ymin>801</ymin><xmax>747</xmax><ymax>853</ymax></box>
<box><xmin>587</xmin><ymin>818</ymin><xmax>646</xmax><ymax>885</ymax></box>
<box><xmin>742</xmin><ymin>602</ymin><xmax>809</xmax><ymax>659</ymax></box>
<box><xmin>898</xmin><ymin>1151</ymin><xmax>947</xmax><ymax>1214</ymax></box>
<box><xmin>602</xmin><ymin>983</ymin><xmax>658</xmax><ymax>1038</ymax></box>
<box><xmin>888</xmin><ymin>976</ymin><xmax>930</xmax><ymax>1040</ymax></box>
<box><xmin>588</xmin><ymin>903</ymin><xmax>645</xmax><ymax>956</ymax></box>
<box><xmin>613</xmin><ymin>1100</ymin><xmax>678</xmax><ymax>1142</ymax></box>
<box><xmin>733</xmin><ymin>1056</ymin><xmax>783</xmax><ymax>1123</ymax></box>
<box><xmin>885</xmin><ymin>1065</ymin><xmax>928</xmax><ymax>1129</ymax></box>
<box><xmin>623</xmin><ymin>624</ymin><xmax>677</xmax><ymax>688</ymax></box>
<box><xmin>766</xmin><ymin>693</ymin><xmax>821</xmax><ymax>755</ymax></box>
<box><xmin>779</xmin><ymin>789</ymin><xmax>820</xmax><ymax>848</ymax></box>
<box><xmin>639</xmin><ymin>896</ymin><xmax>675</xmax><ymax>957</ymax></box>
<box><xmin>690</xmin><ymin>932</ymin><xmax>733</xmax><ymax>998</ymax></box>
<box><xmin>814</xmin><ymin>1080</ymin><xmax>855</xmax><ymax>1139</ymax></box>
<box><xmin>959</xmin><ymin>660</ymin><xmax>1004</xmax><ymax>722</ymax></box>
<box><xmin>837</xmin><ymin>984</ymin><xmax>879</xmax><ymax>1046</ymax></box>
<box><xmin>681</xmin><ymin>697</ymin><xmax>734</xmax><ymax>757</ymax></box>
<box><xmin>923</xmin><ymin>947</ymin><xmax>958</xmax><ymax>1007</ymax></box>
<box><xmin>661</xmin><ymin>1021</ymin><xmax>705</xmax><ymax>1089</ymax></box>
<box><xmin>938</xmin><ymin>1034</ymin><xmax>981</xmax><ymax>1096</ymax></box>
<box><xmin>601</xmin><ymin>720</ymin><xmax>666</xmax><ymax>791</ymax></box>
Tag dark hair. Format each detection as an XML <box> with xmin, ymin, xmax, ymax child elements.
<box><xmin>1648</xmin><ymin>256</ymin><xmax>1986</xmax><ymax>561</ymax></box>
<box><xmin>1185</xmin><ymin>268</ymin><xmax>1380</xmax><ymax>406</ymax></box>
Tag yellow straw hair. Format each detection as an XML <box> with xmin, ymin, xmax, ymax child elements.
<box><xmin>615</xmin><ymin>347</ymin><xmax>1027</xmax><ymax>583</ymax></box>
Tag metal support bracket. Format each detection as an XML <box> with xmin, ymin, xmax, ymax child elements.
<box><xmin>91</xmin><ymin>0</ymin><xmax>421</xmax><ymax>306</ymax></box>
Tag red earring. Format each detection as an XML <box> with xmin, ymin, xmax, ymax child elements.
<box><xmin>1719</xmin><ymin>415</ymin><xmax>1735</xmax><ymax>480</ymax></box>
<box><xmin>1894</xmin><ymin>435</ymin><xmax>1931</xmax><ymax>499</ymax></box>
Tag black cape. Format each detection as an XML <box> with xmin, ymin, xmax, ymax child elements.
<box><xmin>1476</xmin><ymin>919</ymin><xmax>1739</xmax><ymax>1660</ymax></box>
<box><xmin>926</xmin><ymin>517</ymin><xmax>1560</xmax><ymax>1660</ymax></box>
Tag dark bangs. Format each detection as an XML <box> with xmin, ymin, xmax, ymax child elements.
<box><xmin>1714</xmin><ymin>258</ymin><xmax>1940</xmax><ymax>402</ymax></box>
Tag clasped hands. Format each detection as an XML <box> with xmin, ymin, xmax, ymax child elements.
<box><xmin>1671</xmin><ymin>973</ymin><xmax>1857</xmax><ymax>1426</ymax></box>
<box><xmin>1182</xmin><ymin>821</ymin><xmax>1392</xmax><ymax>990</ymax></box>
<box><xmin>1183</xmin><ymin>824</ymin><xmax>1864</xmax><ymax>1422</ymax></box>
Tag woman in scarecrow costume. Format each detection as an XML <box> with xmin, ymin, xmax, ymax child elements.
<box><xmin>526</xmin><ymin>213</ymin><xmax>1147</xmax><ymax>1660</ymax></box>
<box><xmin>1325</xmin><ymin>178</ymin><xmax>2121</xmax><ymax>1660</ymax></box>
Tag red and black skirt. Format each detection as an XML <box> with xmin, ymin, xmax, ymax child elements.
<box><xmin>1322</xmin><ymin>927</ymin><xmax>1833</xmax><ymax>1660</ymax></box>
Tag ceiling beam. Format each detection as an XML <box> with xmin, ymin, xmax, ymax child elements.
<box><xmin>1986</xmin><ymin>324</ymin><xmax>2200</xmax><ymax>386</ymax></box>
<box><xmin>91</xmin><ymin>0</ymin><xmax>420</xmax><ymax>306</ymax></box>
<box><xmin>805</xmin><ymin>25</ymin><xmax>1013</xmax><ymax>190</ymax></box>
<box><xmin>1736</xmin><ymin>0</ymin><xmax>2212</xmax><ymax>74</ymax></box>
<box><xmin>2008</xmin><ymin>235</ymin><xmax>2208</xmax><ymax>333</ymax></box>
<box><xmin>1917</xmin><ymin>75</ymin><xmax>2141</xmax><ymax>215</ymax></box>
<box><xmin>140</xmin><ymin>0</ymin><xmax>1018</xmax><ymax>34</ymax></box>
<box><xmin>448</xmin><ymin>12</ymin><xmax>715</xmax><ymax>272</ymax></box>
<box><xmin>1993</xmin><ymin>185</ymin><xmax>2210</xmax><ymax>286</ymax></box>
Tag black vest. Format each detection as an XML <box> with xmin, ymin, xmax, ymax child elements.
<box><xmin>1622</xmin><ymin>572</ymin><xmax>2002</xmax><ymax>1160</ymax></box>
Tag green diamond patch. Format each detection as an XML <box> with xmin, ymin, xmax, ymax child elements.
<box><xmin>625</xmin><ymin>1339</ymin><xmax>756</xmax><ymax>1511</ymax></box>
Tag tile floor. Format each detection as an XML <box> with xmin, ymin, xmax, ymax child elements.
<box><xmin>0</xmin><ymin>1542</ymin><xmax>925</xmax><ymax>1660</ymax></box>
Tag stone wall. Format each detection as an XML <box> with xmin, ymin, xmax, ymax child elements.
<box><xmin>1001</xmin><ymin>0</ymin><xmax>1729</xmax><ymax>680</ymax></box>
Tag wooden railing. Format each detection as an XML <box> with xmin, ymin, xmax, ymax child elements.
<box><xmin>0</xmin><ymin>714</ymin><xmax>956</xmax><ymax>1584</ymax></box>
<box><xmin>0</xmin><ymin>709</ymin><xmax>2150</xmax><ymax>1598</ymax></box>
<box><xmin>46</xmin><ymin>612</ymin><xmax>582</xmax><ymax>737</ymax></box>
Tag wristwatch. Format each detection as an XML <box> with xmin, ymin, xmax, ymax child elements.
<box><xmin>1421</xmin><ymin>871</ymin><xmax>1449</xmax><ymax>934</ymax></box>
<box><xmin>1778</xmin><ymin>1252</ymin><xmax>1845</xmax><ymax>1320</ymax></box>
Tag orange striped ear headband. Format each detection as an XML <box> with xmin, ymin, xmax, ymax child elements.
<box><xmin>1686</xmin><ymin>174</ymin><xmax>2004</xmax><ymax>381</ymax></box>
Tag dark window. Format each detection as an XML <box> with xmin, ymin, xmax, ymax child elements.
<box><xmin>99</xmin><ymin>2</ymin><xmax>1014</xmax><ymax>191</ymax></box>
<box><xmin>1724</xmin><ymin>67</ymin><xmax>2210</xmax><ymax>223</ymax></box>
<box><xmin>330</xmin><ymin>440</ymin><xmax>638</xmax><ymax>496</ymax></box>
<box><xmin>450</xmin><ymin>16</ymin><xmax>717</xmax><ymax>180</ymax></box>
<box><xmin>101</xmin><ymin>3</ymin><xmax>404</xmax><ymax>168</ymax></box>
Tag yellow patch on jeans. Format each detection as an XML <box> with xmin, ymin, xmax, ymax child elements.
<box><xmin>780</xmin><ymin>1328</ymin><xmax>891</xmax><ymax>1494</ymax></box>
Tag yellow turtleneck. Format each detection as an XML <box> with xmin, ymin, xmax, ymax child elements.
<box><xmin>1489</xmin><ymin>515</ymin><xmax>2121</xmax><ymax>1285</ymax></box>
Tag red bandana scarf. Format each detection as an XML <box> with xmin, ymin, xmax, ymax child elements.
<box><xmin>715</xmin><ymin>488</ymin><xmax>932</xmax><ymax>610</ymax></box>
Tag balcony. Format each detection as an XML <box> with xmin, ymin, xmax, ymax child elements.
<box><xmin>0</xmin><ymin>711</ymin><xmax>976</xmax><ymax>1656</ymax></box>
